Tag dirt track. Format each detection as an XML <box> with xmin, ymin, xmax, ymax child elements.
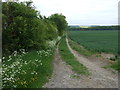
<box><xmin>43</xmin><ymin>38</ymin><xmax>118</xmax><ymax>88</ymax></box>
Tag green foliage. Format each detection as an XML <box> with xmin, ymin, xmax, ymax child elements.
<box><xmin>49</xmin><ymin>13</ymin><xmax>68</xmax><ymax>36</ymax></box>
<box><xmin>59</xmin><ymin>37</ymin><xmax>89</xmax><ymax>75</ymax></box>
<box><xmin>44</xmin><ymin>20</ymin><xmax>58</xmax><ymax>40</ymax></box>
<box><xmin>2</xmin><ymin>2</ymin><xmax>68</xmax><ymax>56</ymax></box>
<box><xmin>2</xmin><ymin>2</ymin><xmax>45</xmax><ymax>55</ymax></box>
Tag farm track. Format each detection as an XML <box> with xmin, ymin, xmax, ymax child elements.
<box><xmin>44</xmin><ymin>38</ymin><xmax>118</xmax><ymax>88</ymax></box>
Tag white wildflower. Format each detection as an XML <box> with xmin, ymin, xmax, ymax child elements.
<box><xmin>40</xmin><ymin>63</ymin><xmax>42</xmax><ymax>66</ymax></box>
<box><xmin>2</xmin><ymin>57</ymin><xmax>5</xmax><ymax>59</ymax></box>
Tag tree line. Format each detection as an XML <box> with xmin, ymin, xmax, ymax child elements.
<box><xmin>68</xmin><ymin>25</ymin><xmax>118</xmax><ymax>31</ymax></box>
<box><xmin>2</xmin><ymin>2</ymin><xmax>68</xmax><ymax>56</ymax></box>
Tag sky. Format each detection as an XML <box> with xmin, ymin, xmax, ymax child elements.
<box><xmin>3</xmin><ymin>0</ymin><xmax>120</xmax><ymax>25</ymax></box>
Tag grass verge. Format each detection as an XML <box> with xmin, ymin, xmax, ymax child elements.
<box><xmin>2</xmin><ymin>49</ymin><xmax>54</xmax><ymax>88</ymax></box>
<box><xmin>68</xmin><ymin>38</ymin><xmax>94</xmax><ymax>56</ymax></box>
<box><xmin>59</xmin><ymin>37</ymin><xmax>89</xmax><ymax>75</ymax></box>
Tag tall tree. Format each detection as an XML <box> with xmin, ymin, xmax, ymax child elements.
<box><xmin>49</xmin><ymin>13</ymin><xmax>68</xmax><ymax>36</ymax></box>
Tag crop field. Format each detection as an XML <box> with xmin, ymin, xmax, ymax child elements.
<box><xmin>69</xmin><ymin>30</ymin><xmax>118</xmax><ymax>55</ymax></box>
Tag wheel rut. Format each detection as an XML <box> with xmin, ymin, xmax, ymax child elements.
<box><xmin>43</xmin><ymin>38</ymin><xmax>118</xmax><ymax>88</ymax></box>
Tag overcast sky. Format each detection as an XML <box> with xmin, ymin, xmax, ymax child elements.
<box><xmin>4</xmin><ymin>0</ymin><xmax>120</xmax><ymax>25</ymax></box>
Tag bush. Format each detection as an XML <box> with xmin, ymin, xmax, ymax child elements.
<box><xmin>2</xmin><ymin>2</ymin><xmax>68</xmax><ymax>56</ymax></box>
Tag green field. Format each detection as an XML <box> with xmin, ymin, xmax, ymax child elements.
<box><xmin>69</xmin><ymin>30</ymin><xmax>118</xmax><ymax>55</ymax></box>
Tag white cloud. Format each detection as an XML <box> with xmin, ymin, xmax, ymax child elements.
<box><xmin>31</xmin><ymin>0</ymin><xmax>119</xmax><ymax>25</ymax></box>
<box><xmin>3</xmin><ymin>0</ymin><xmax>120</xmax><ymax>25</ymax></box>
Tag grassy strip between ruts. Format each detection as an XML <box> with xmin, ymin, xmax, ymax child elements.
<box><xmin>2</xmin><ymin>49</ymin><xmax>54</xmax><ymax>88</ymax></box>
<box><xmin>59</xmin><ymin>37</ymin><xmax>89</xmax><ymax>75</ymax></box>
